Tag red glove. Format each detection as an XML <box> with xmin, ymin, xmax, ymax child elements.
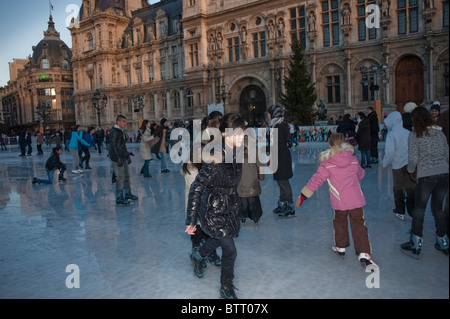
<box><xmin>296</xmin><ymin>193</ymin><xmax>307</xmax><ymax>208</ymax></box>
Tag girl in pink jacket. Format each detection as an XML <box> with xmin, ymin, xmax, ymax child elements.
<box><xmin>297</xmin><ymin>133</ymin><xmax>376</xmax><ymax>268</ymax></box>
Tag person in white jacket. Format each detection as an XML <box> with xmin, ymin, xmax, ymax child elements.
<box><xmin>382</xmin><ymin>111</ymin><xmax>415</xmax><ymax>220</ymax></box>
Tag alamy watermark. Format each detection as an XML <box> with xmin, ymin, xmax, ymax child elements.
<box><xmin>365</xmin><ymin>265</ymin><xmax>380</xmax><ymax>289</ymax></box>
<box><xmin>168</xmin><ymin>120</ymin><xmax>278</xmax><ymax>175</ymax></box>
<box><xmin>65</xmin><ymin>264</ymin><xmax>80</xmax><ymax>288</ymax></box>
<box><xmin>365</xmin><ymin>4</ymin><xmax>381</xmax><ymax>29</ymax></box>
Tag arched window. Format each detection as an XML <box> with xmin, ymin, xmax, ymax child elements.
<box><xmin>62</xmin><ymin>60</ymin><xmax>70</xmax><ymax>70</ymax></box>
<box><xmin>41</xmin><ymin>58</ymin><xmax>50</xmax><ymax>69</ymax></box>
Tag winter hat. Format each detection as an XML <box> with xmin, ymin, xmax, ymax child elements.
<box><xmin>430</xmin><ymin>101</ymin><xmax>441</xmax><ymax>114</ymax></box>
<box><xmin>403</xmin><ymin>102</ymin><xmax>417</xmax><ymax>113</ymax></box>
<box><xmin>267</xmin><ymin>104</ymin><xmax>285</xmax><ymax>119</ymax></box>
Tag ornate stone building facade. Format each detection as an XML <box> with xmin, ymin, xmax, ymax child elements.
<box><xmin>182</xmin><ymin>0</ymin><xmax>448</xmax><ymax>123</ymax></box>
<box><xmin>1</xmin><ymin>16</ymin><xmax>75</xmax><ymax>131</ymax></box>
<box><xmin>70</xmin><ymin>0</ymin><xmax>448</xmax><ymax>130</ymax></box>
<box><xmin>70</xmin><ymin>0</ymin><xmax>187</xmax><ymax>131</ymax></box>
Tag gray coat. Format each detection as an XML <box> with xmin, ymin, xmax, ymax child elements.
<box><xmin>139</xmin><ymin>129</ymin><xmax>154</xmax><ymax>160</ymax></box>
<box><xmin>237</xmin><ymin>150</ymin><xmax>265</xmax><ymax>197</ymax></box>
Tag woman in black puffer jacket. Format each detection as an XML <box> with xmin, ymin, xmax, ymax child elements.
<box><xmin>185</xmin><ymin>113</ymin><xmax>244</xmax><ymax>299</ymax></box>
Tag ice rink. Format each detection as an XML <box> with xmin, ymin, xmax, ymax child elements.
<box><xmin>0</xmin><ymin>141</ymin><xmax>448</xmax><ymax>300</ymax></box>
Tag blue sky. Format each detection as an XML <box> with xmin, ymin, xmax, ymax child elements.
<box><xmin>0</xmin><ymin>0</ymin><xmax>160</xmax><ymax>87</ymax></box>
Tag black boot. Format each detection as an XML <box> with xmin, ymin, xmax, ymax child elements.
<box><xmin>190</xmin><ymin>247</ymin><xmax>206</xmax><ymax>278</ymax></box>
<box><xmin>116</xmin><ymin>194</ymin><xmax>130</xmax><ymax>206</ymax></box>
<box><xmin>124</xmin><ymin>189</ymin><xmax>138</xmax><ymax>201</ymax></box>
<box><xmin>207</xmin><ymin>250</ymin><xmax>221</xmax><ymax>266</ymax></box>
<box><xmin>220</xmin><ymin>279</ymin><xmax>238</xmax><ymax>299</ymax></box>
<box><xmin>273</xmin><ymin>201</ymin><xmax>286</xmax><ymax>214</ymax></box>
<box><xmin>279</xmin><ymin>201</ymin><xmax>295</xmax><ymax>217</ymax></box>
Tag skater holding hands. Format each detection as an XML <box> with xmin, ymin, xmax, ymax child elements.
<box><xmin>296</xmin><ymin>133</ymin><xmax>376</xmax><ymax>268</ymax></box>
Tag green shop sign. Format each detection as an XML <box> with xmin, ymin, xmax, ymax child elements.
<box><xmin>38</xmin><ymin>74</ymin><xmax>50</xmax><ymax>80</ymax></box>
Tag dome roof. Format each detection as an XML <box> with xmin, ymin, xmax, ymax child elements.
<box><xmin>32</xmin><ymin>16</ymin><xmax>72</xmax><ymax>68</ymax></box>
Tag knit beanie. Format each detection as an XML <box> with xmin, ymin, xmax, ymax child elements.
<box><xmin>403</xmin><ymin>102</ymin><xmax>417</xmax><ymax>113</ymax></box>
<box><xmin>430</xmin><ymin>101</ymin><xmax>441</xmax><ymax>114</ymax></box>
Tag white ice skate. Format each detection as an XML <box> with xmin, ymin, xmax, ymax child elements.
<box><xmin>332</xmin><ymin>246</ymin><xmax>345</xmax><ymax>258</ymax></box>
<box><xmin>358</xmin><ymin>253</ymin><xmax>378</xmax><ymax>270</ymax></box>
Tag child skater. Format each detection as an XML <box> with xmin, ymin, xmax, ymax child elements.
<box><xmin>181</xmin><ymin>145</ymin><xmax>221</xmax><ymax>269</ymax></box>
<box><xmin>185</xmin><ymin>113</ymin><xmax>244</xmax><ymax>299</ymax></box>
<box><xmin>237</xmin><ymin>134</ymin><xmax>265</xmax><ymax>224</ymax></box>
<box><xmin>296</xmin><ymin>133</ymin><xmax>377</xmax><ymax>268</ymax></box>
<box><xmin>32</xmin><ymin>145</ymin><xmax>67</xmax><ymax>185</ymax></box>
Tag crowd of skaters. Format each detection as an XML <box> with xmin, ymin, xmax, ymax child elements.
<box><xmin>2</xmin><ymin>99</ymin><xmax>446</xmax><ymax>299</ymax></box>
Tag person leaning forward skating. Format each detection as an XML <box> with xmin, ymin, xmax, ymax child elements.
<box><xmin>109</xmin><ymin>115</ymin><xmax>138</xmax><ymax>206</ymax></box>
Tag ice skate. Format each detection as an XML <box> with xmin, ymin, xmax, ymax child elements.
<box><xmin>116</xmin><ymin>194</ymin><xmax>130</xmax><ymax>206</ymax></box>
<box><xmin>332</xmin><ymin>246</ymin><xmax>345</xmax><ymax>258</ymax></box>
<box><xmin>434</xmin><ymin>234</ymin><xmax>449</xmax><ymax>256</ymax></box>
<box><xmin>32</xmin><ymin>177</ymin><xmax>40</xmax><ymax>185</ymax></box>
<box><xmin>220</xmin><ymin>279</ymin><xmax>238</xmax><ymax>299</ymax></box>
<box><xmin>393</xmin><ymin>209</ymin><xmax>405</xmax><ymax>221</ymax></box>
<box><xmin>400</xmin><ymin>233</ymin><xmax>422</xmax><ymax>259</ymax></box>
<box><xmin>272</xmin><ymin>201</ymin><xmax>286</xmax><ymax>214</ymax></box>
<box><xmin>124</xmin><ymin>190</ymin><xmax>138</xmax><ymax>201</ymax></box>
<box><xmin>358</xmin><ymin>253</ymin><xmax>378</xmax><ymax>270</ymax></box>
<box><xmin>58</xmin><ymin>177</ymin><xmax>67</xmax><ymax>183</ymax></box>
<box><xmin>207</xmin><ymin>250</ymin><xmax>221</xmax><ymax>266</ymax></box>
<box><xmin>189</xmin><ymin>247</ymin><xmax>206</xmax><ymax>278</ymax></box>
<box><xmin>278</xmin><ymin>202</ymin><xmax>295</xmax><ymax>218</ymax></box>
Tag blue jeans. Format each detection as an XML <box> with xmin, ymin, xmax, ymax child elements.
<box><xmin>360</xmin><ymin>150</ymin><xmax>371</xmax><ymax>167</ymax></box>
<box><xmin>140</xmin><ymin>159</ymin><xmax>151</xmax><ymax>176</ymax></box>
<box><xmin>38</xmin><ymin>167</ymin><xmax>66</xmax><ymax>184</ymax></box>
<box><xmin>411</xmin><ymin>173</ymin><xmax>449</xmax><ymax>238</ymax></box>
<box><xmin>160</xmin><ymin>152</ymin><xmax>167</xmax><ymax>170</ymax></box>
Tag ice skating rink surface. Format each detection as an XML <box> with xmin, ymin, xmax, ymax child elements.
<box><xmin>0</xmin><ymin>142</ymin><xmax>448</xmax><ymax>300</ymax></box>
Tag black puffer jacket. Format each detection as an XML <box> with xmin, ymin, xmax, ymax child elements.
<box><xmin>186</xmin><ymin>160</ymin><xmax>242</xmax><ymax>239</ymax></box>
<box><xmin>45</xmin><ymin>153</ymin><xmax>64</xmax><ymax>171</ymax></box>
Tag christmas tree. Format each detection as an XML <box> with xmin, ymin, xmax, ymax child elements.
<box><xmin>279</xmin><ymin>40</ymin><xmax>317</xmax><ymax>125</ymax></box>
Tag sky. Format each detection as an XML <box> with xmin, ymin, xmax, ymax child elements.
<box><xmin>0</xmin><ymin>0</ymin><xmax>160</xmax><ymax>88</ymax></box>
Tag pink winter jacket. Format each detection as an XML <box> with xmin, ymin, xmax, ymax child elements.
<box><xmin>301</xmin><ymin>143</ymin><xmax>366</xmax><ymax>211</ymax></box>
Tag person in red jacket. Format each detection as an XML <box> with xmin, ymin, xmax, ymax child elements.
<box><xmin>297</xmin><ymin>133</ymin><xmax>377</xmax><ymax>269</ymax></box>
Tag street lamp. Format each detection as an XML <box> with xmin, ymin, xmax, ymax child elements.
<box><xmin>92</xmin><ymin>89</ymin><xmax>108</xmax><ymax>128</ymax></box>
<box><xmin>36</xmin><ymin>102</ymin><xmax>52</xmax><ymax>132</ymax></box>
<box><xmin>133</xmin><ymin>95</ymin><xmax>144</xmax><ymax>112</ymax></box>
<box><xmin>360</xmin><ymin>64</ymin><xmax>388</xmax><ymax>123</ymax></box>
<box><xmin>215</xmin><ymin>83</ymin><xmax>231</xmax><ymax>108</ymax></box>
